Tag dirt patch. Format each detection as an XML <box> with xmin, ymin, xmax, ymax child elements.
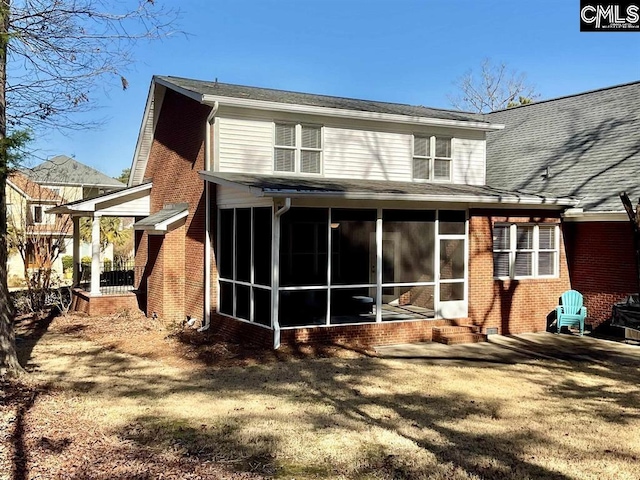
<box><xmin>48</xmin><ymin>311</ymin><xmax>374</xmax><ymax>370</ymax></box>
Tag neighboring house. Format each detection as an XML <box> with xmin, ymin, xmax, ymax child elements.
<box><xmin>6</xmin><ymin>156</ymin><xmax>126</xmax><ymax>286</ymax></box>
<box><xmin>486</xmin><ymin>81</ymin><xmax>640</xmax><ymax>330</ymax></box>
<box><xmin>6</xmin><ymin>171</ymin><xmax>68</xmax><ymax>285</ymax></box>
<box><xmin>24</xmin><ymin>154</ymin><xmax>125</xmax><ymax>202</ymax></box>
<box><xmin>53</xmin><ymin>75</ymin><xmax>639</xmax><ymax>347</ymax></box>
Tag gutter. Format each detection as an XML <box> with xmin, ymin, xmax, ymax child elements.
<box><xmin>562</xmin><ymin>208</ymin><xmax>629</xmax><ymax>222</ymax></box>
<box><xmin>200</xmin><ymin>101</ymin><xmax>220</xmax><ymax>333</ymax></box>
<box><xmin>272</xmin><ymin>198</ymin><xmax>291</xmax><ymax>349</ymax></box>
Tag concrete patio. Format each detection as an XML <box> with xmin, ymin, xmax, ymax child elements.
<box><xmin>376</xmin><ymin>332</ymin><xmax>640</xmax><ymax>366</ymax></box>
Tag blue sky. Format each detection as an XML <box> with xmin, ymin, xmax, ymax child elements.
<box><xmin>27</xmin><ymin>0</ymin><xmax>640</xmax><ymax>179</ymax></box>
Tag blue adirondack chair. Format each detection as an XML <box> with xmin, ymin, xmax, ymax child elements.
<box><xmin>556</xmin><ymin>290</ymin><xmax>587</xmax><ymax>336</ymax></box>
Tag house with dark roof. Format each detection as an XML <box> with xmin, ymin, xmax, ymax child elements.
<box><xmin>486</xmin><ymin>81</ymin><xmax>640</xmax><ymax>328</ymax></box>
<box><xmin>55</xmin><ymin>75</ymin><xmax>638</xmax><ymax>346</ymax></box>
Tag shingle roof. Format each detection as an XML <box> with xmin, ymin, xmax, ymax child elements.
<box><xmin>486</xmin><ymin>81</ymin><xmax>640</xmax><ymax>212</ymax></box>
<box><xmin>157</xmin><ymin>75</ymin><xmax>488</xmax><ymax>123</ymax></box>
<box><xmin>7</xmin><ymin>171</ymin><xmax>63</xmax><ymax>202</ymax></box>
<box><xmin>203</xmin><ymin>172</ymin><xmax>577</xmax><ymax>207</ymax></box>
<box><xmin>24</xmin><ymin>155</ymin><xmax>125</xmax><ymax>188</ymax></box>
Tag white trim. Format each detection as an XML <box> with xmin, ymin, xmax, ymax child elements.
<box><xmin>198</xmin><ymin>171</ymin><xmax>578</xmax><ymax>207</ymax></box>
<box><xmin>46</xmin><ymin>182</ymin><xmax>152</xmax><ymax>215</ymax></box>
<box><xmin>562</xmin><ymin>209</ymin><xmax>629</xmax><ymax>222</ymax></box>
<box><xmin>6</xmin><ymin>179</ymin><xmax>32</xmax><ymax>201</ymax></box>
<box><xmin>130</xmin><ymin>82</ymin><xmax>156</xmax><ymax>187</ymax></box>
<box><xmin>200</xmin><ymin>95</ymin><xmax>504</xmax><ymax>132</ymax></box>
<box><xmin>134</xmin><ymin>209</ymin><xmax>189</xmax><ymax>233</ymax></box>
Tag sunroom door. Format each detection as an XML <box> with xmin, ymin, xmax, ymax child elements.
<box><xmin>437</xmin><ymin>212</ymin><xmax>467</xmax><ymax>319</ymax></box>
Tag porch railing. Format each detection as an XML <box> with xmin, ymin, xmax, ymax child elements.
<box><xmin>79</xmin><ymin>260</ymin><xmax>144</xmax><ymax>295</ymax></box>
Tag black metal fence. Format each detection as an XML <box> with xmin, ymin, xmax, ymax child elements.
<box><xmin>79</xmin><ymin>260</ymin><xmax>144</xmax><ymax>295</ymax></box>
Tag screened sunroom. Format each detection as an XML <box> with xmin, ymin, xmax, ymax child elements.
<box><xmin>203</xmin><ymin>173</ymin><xmax>505</xmax><ymax>338</ymax></box>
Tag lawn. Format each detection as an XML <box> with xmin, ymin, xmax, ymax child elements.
<box><xmin>1</xmin><ymin>312</ymin><xmax>639</xmax><ymax>479</ymax></box>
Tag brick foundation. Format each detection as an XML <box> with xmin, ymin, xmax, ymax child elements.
<box><xmin>71</xmin><ymin>289</ymin><xmax>139</xmax><ymax>316</ymax></box>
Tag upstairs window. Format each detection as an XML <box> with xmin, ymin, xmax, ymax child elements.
<box><xmin>274</xmin><ymin>123</ymin><xmax>322</xmax><ymax>174</ymax></box>
<box><xmin>33</xmin><ymin>205</ymin><xmax>43</xmax><ymax>224</ymax></box>
<box><xmin>413</xmin><ymin>135</ymin><xmax>452</xmax><ymax>181</ymax></box>
<box><xmin>493</xmin><ymin>224</ymin><xmax>558</xmax><ymax>279</ymax></box>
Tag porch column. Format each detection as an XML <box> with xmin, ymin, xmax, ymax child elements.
<box><xmin>90</xmin><ymin>213</ymin><xmax>101</xmax><ymax>296</ymax></box>
<box><xmin>72</xmin><ymin>216</ymin><xmax>80</xmax><ymax>287</ymax></box>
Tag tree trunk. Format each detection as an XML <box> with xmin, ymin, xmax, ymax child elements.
<box><xmin>0</xmin><ymin>0</ymin><xmax>24</xmax><ymax>377</ymax></box>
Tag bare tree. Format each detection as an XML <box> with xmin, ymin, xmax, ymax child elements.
<box><xmin>7</xmin><ymin>172</ymin><xmax>73</xmax><ymax>311</ymax></box>
<box><xmin>449</xmin><ymin>59</ymin><xmax>539</xmax><ymax>113</ymax></box>
<box><xmin>0</xmin><ymin>0</ymin><xmax>180</xmax><ymax>377</ymax></box>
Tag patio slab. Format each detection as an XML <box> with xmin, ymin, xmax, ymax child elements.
<box><xmin>375</xmin><ymin>332</ymin><xmax>640</xmax><ymax>366</ymax></box>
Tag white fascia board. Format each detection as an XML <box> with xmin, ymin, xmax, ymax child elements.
<box><xmin>200</xmin><ymin>95</ymin><xmax>503</xmax><ymax>132</ymax></box>
<box><xmin>46</xmin><ymin>183</ymin><xmax>152</xmax><ymax>215</ymax></box>
<box><xmin>134</xmin><ymin>209</ymin><xmax>189</xmax><ymax>233</ymax></box>
<box><xmin>130</xmin><ymin>81</ymin><xmax>157</xmax><ymax>187</ymax></box>
<box><xmin>263</xmin><ymin>190</ymin><xmax>577</xmax><ymax>206</ymax></box>
<box><xmin>198</xmin><ymin>171</ymin><xmax>266</xmax><ymax>197</ymax></box>
<box><xmin>562</xmin><ymin>210</ymin><xmax>629</xmax><ymax>222</ymax></box>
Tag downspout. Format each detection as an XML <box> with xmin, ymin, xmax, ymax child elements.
<box><xmin>272</xmin><ymin>197</ymin><xmax>291</xmax><ymax>349</ymax></box>
<box><xmin>199</xmin><ymin>101</ymin><xmax>219</xmax><ymax>332</ymax></box>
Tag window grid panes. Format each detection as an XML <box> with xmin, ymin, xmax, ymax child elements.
<box><xmin>413</xmin><ymin>136</ymin><xmax>452</xmax><ymax>181</ymax></box>
<box><xmin>274</xmin><ymin>123</ymin><xmax>322</xmax><ymax>174</ymax></box>
<box><xmin>493</xmin><ymin>223</ymin><xmax>559</xmax><ymax>279</ymax></box>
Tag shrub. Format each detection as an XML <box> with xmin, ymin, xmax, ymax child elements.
<box><xmin>62</xmin><ymin>255</ymin><xmax>73</xmax><ymax>272</ymax></box>
<box><xmin>81</xmin><ymin>255</ymin><xmax>92</xmax><ymax>265</ymax></box>
<box><xmin>103</xmin><ymin>258</ymin><xmax>112</xmax><ymax>272</ymax></box>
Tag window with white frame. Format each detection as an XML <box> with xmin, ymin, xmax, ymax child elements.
<box><xmin>274</xmin><ymin>123</ymin><xmax>322</xmax><ymax>174</ymax></box>
<box><xmin>413</xmin><ymin>135</ymin><xmax>452</xmax><ymax>181</ymax></box>
<box><xmin>493</xmin><ymin>224</ymin><xmax>558</xmax><ymax>279</ymax></box>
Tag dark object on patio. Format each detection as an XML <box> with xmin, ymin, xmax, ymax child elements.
<box><xmin>556</xmin><ymin>290</ymin><xmax>586</xmax><ymax>336</ymax></box>
<box><xmin>611</xmin><ymin>294</ymin><xmax>640</xmax><ymax>331</ymax></box>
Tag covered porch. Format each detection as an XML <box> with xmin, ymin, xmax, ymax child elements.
<box><xmin>202</xmin><ymin>172</ymin><xmax>577</xmax><ymax>348</ymax></box>
<box><xmin>47</xmin><ymin>182</ymin><xmax>152</xmax><ymax>314</ymax></box>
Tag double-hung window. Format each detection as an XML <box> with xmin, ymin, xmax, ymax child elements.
<box><xmin>274</xmin><ymin>123</ymin><xmax>322</xmax><ymax>174</ymax></box>
<box><xmin>493</xmin><ymin>224</ymin><xmax>559</xmax><ymax>279</ymax></box>
<box><xmin>413</xmin><ymin>135</ymin><xmax>452</xmax><ymax>181</ymax></box>
<box><xmin>32</xmin><ymin>205</ymin><xmax>43</xmax><ymax>224</ymax></box>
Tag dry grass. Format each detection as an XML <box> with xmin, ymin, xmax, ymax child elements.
<box><xmin>2</xmin><ymin>312</ymin><xmax>640</xmax><ymax>479</ymax></box>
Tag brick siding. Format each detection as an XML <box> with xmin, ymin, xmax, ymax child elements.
<box><xmin>563</xmin><ymin>221</ymin><xmax>637</xmax><ymax>329</ymax></box>
<box><xmin>468</xmin><ymin>210</ymin><xmax>572</xmax><ymax>334</ymax></box>
<box><xmin>71</xmin><ymin>290</ymin><xmax>139</xmax><ymax>316</ymax></box>
<box><xmin>135</xmin><ymin>89</ymin><xmax>212</xmax><ymax>325</ymax></box>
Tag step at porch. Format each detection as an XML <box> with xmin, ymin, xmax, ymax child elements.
<box><xmin>432</xmin><ymin>325</ymin><xmax>488</xmax><ymax>345</ymax></box>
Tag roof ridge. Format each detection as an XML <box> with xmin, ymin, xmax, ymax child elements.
<box><xmin>156</xmin><ymin>75</ymin><xmax>482</xmax><ymax>117</ymax></box>
<box><xmin>489</xmin><ymin>79</ymin><xmax>640</xmax><ymax>113</ymax></box>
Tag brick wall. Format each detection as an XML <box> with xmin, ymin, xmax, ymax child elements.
<box><xmin>563</xmin><ymin>221</ymin><xmax>637</xmax><ymax>328</ymax></box>
<box><xmin>468</xmin><ymin>210</ymin><xmax>571</xmax><ymax>334</ymax></box>
<box><xmin>135</xmin><ymin>89</ymin><xmax>211</xmax><ymax>324</ymax></box>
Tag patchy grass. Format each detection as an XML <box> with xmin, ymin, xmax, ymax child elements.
<box><xmin>2</xmin><ymin>312</ymin><xmax>640</xmax><ymax>479</ymax></box>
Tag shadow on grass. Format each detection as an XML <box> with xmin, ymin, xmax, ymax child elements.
<box><xmin>16</xmin><ymin>324</ymin><xmax>640</xmax><ymax>479</ymax></box>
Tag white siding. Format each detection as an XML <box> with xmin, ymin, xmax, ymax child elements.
<box><xmin>216</xmin><ymin>185</ymin><xmax>273</xmax><ymax>208</ymax></box>
<box><xmin>453</xmin><ymin>136</ymin><xmax>485</xmax><ymax>185</ymax></box>
<box><xmin>217</xmin><ymin>117</ymin><xmax>273</xmax><ymax>174</ymax></box>
<box><xmin>215</xmin><ymin>115</ymin><xmax>487</xmax><ymax>186</ymax></box>
<box><xmin>323</xmin><ymin>127</ymin><xmax>412</xmax><ymax>181</ymax></box>
<box><xmin>99</xmin><ymin>195</ymin><xmax>151</xmax><ymax>216</ymax></box>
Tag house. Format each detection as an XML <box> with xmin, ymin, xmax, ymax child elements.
<box><xmin>7</xmin><ymin>156</ymin><xmax>126</xmax><ymax>287</ymax></box>
<box><xmin>54</xmin><ymin>75</ymin><xmax>638</xmax><ymax>347</ymax></box>
<box><xmin>486</xmin><ymin>81</ymin><xmax>640</xmax><ymax>330</ymax></box>
<box><xmin>6</xmin><ymin>171</ymin><xmax>68</xmax><ymax>285</ymax></box>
